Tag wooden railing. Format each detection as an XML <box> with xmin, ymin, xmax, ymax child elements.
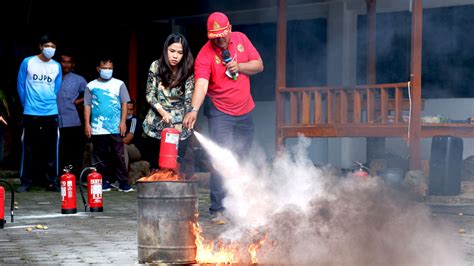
<box><xmin>278</xmin><ymin>82</ymin><xmax>411</xmax><ymax>127</ymax></box>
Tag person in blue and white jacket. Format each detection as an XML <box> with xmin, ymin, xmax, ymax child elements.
<box><xmin>16</xmin><ymin>34</ymin><xmax>62</xmax><ymax>193</ymax></box>
<box><xmin>84</xmin><ymin>57</ymin><xmax>134</xmax><ymax>192</ymax></box>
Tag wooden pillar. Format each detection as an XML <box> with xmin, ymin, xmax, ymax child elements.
<box><xmin>275</xmin><ymin>0</ymin><xmax>287</xmax><ymax>150</ymax></box>
<box><xmin>409</xmin><ymin>0</ymin><xmax>423</xmax><ymax>170</ymax></box>
<box><xmin>365</xmin><ymin>0</ymin><xmax>385</xmax><ymax>164</ymax></box>
<box><xmin>366</xmin><ymin>0</ymin><xmax>376</xmax><ymax>84</ymax></box>
<box><xmin>128</xmin><ymin>29</ymin><xmax>138</xmax><ymax>103</ymax></box>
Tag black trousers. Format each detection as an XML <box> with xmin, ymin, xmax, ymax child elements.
<box><xmin>91</xmin><ymin>134</ymin><xmax>128</xmax><ymax>184</ymax></box>
<box><xmin>59</xmin><ymin>126</ymin><xmax>84</xmax><ymax>177</ymax></box>
<box><xmin>20</xmin><ymin>115</ymin><xmax>59</xmax><ymax>188</ymax></box>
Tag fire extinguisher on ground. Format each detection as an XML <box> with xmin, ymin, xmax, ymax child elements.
<box><xmin>79</xmin><ymin>165</ymin><xmax>103</xmax><ymax>212</ymax></box>
<box><xmin>159</xmin><ymin>127</ymin><xmax>181</xmax><ymax>170</ymax></box>
<box><xmin>60</xmin><ymin>165</ymin><xmax>77</xmax><ymax>214</ymax></box>
<box><xmin>351</xmin><ymin>161</ymin><xmax>371</xmax><ymax>181</ymax></box>
<box><xmin>0</xmin><ymin>180</ymin><xmax>14</xmax><ymax>229</ymax></box>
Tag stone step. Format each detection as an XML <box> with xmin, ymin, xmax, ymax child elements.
<box><xmin>424</xmin><ymin>192</ymin><xmax>474</xmax><ymax>205</ymax></box>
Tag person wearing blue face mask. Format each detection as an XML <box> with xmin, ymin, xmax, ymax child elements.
<box><xmin>16</xmin><ymin>34</ymin><xmax>62</xmax><ymax>193</ymax></box>
<box><xmin>83</xmin><ymin>57</ymin><xmax>134</xmax><ymax>192</ymax></box>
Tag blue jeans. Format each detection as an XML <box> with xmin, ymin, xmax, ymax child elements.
<box><xmin>207</xmin><ymin>104</ymin><xmax>254</xmax><ymax>213</ymax></box>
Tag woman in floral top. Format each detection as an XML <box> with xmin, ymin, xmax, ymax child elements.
<box><xmin>142</xmin><ymin>33</ymin><xmax>194</xmax><ymax>174</ymax></box>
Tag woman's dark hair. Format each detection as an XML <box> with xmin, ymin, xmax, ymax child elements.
<box><xmin>158</xmin><ymin>33</ymin><xmax>194</xmax><ymax>88</ymax></box>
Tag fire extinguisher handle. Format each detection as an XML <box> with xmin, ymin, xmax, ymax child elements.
<box><xmin>63</xmin><ymin>165</ymin><xmax>73</xmax><ymax>172</ymax></box>
<box><xmin>352</xmin><ymin>160</ymin><xmax>371</xmax><ymax>174</ymax></box>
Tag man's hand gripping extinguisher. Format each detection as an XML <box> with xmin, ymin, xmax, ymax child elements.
<box><xmin>78</xmin><ymin>162</ymin><xmax>104</xmax><ymax>212</ymax></box>
<box><xmin>60</xmin><ymin>165</ymin><xmax>77</xmax><ymax>214</ymax></box>
<box><xmin>0</xmin><ymin>180</ymin><xmax>14</xmax><ymax>229</ymax></box>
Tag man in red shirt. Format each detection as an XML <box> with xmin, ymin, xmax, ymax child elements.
<box><xmin>183</xmin><ymin>12</ymin><xmax>264</xmax><ymax>224</ymax></box>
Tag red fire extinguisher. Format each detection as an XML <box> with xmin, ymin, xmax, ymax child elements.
<box><xmin>159</xmin><ymin>127</ymin><xmax>180</xmax><ymax>170</ymax></box>
<box><xmin>79</xmin><ymin>166</ymin><xmax>103</xmax><ymax>212</ymax></box>
<box><xmin>87</xmin><ymin>168</ymin><xmax>103</xmax><ymax>212</ymax></box>
<box><xmin>0</xmin><ymin>180</ymin><xmax>14</xmax><ymax>229</ymax></box>
<box><xmin>0</xmin><ymin>186</ymin><xmax>4</xmax><ymax>228</ymax></box>
<box><xmin>351</xmin><ymin>161</ymin><xmax>371</xmax><ymax>181</ymax></box>
<box><xmin>60</xmin><ymin>166</ymin><xmax>77</xmax><ymax>214</ymax></box>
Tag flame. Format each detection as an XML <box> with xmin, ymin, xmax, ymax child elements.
<box><xmin>193</xmin><ymin>223</ymin><xmax>267</xmax><ymax>264</ymax></box>
<box><xmin>193</xmin><ymin>223</ymin><xmax>237</xmax><ymax>263</ymax></box>
<box><xmin>137</xmin><ymin>169</ymin><xmax>182</xmax><ymax>182</ymax></box>
<box><xmin>248</xmin><ymin>237</ymin><xmax>266</xmax><ymax>264</ymax></box>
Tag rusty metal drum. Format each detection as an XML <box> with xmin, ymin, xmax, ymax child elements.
<box><xmin>137</xmin><ymin>181</ymin><xmax>198</xmax><ymax>264</ymax></box>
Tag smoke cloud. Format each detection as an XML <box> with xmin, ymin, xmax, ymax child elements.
<box><xmin>194</xmin><ymin>132</ymin><xmax>464</xmax><ymax>265</ymax></box>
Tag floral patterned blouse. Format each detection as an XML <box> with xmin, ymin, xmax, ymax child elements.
<box><xmin>142</xmin><ymin>60</ymin><xmax>194</xmax><ymax>140</ymax></box>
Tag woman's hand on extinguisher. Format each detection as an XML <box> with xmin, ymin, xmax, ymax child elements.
<box><xmin>119</xmin><ymin>121</ymin><xmax>127</xmax><ymax>137</ymax></box>
<box><xmin>161</xmin><ymin>112</ymin><xmax>173</xmax><ymax>124</ymax></box>
<box><xmin>84</xmin><ymin>124</ymin><xmax>92</xmax><ymax>138</ymax></box>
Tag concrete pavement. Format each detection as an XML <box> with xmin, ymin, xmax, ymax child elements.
<box><xmin>0</xmin><ymin>174</ymin><xmax>473</xmax><ymax>265</ymax></box>
<box><xmin>0</xmin><ymin>175</ymin><xmax>225</xmax><ymax>265</ymax></box>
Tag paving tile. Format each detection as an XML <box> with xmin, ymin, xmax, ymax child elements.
<box><xmin>1</xmin><ymin>174</ymin><xmax>473</xmax><ymax>264</ymax></box>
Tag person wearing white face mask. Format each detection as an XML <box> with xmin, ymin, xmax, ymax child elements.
<box><xmin>16</xmin><ymin>34</ymin><xmax>62</xmax><ymax>193</ymax></box>
<box><xmin>83</xmin><ymin>57</ymin><xmax>134</xmax><ymax>192</ymax></box>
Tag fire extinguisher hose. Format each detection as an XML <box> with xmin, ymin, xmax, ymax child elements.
<box><xmin>78</xmin><ymin>167</ymin><xmax>91</xmax><ymax>212</ymax></box>
<box><xmin>0</xmin><ymin>180</ymin><xmax>14</xmax><ymax>223</ymax></box>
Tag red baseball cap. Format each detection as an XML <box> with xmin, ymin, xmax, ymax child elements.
<box><xmin>207</xmin><ymin>12</ymin><xmax>231</xmax><ymax>39</ymax></box>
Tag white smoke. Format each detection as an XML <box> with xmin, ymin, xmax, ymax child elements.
<box><xmin>194</xmin><ymin>132</ymin><xmax>465</xmax><ymax>265</ymax></box>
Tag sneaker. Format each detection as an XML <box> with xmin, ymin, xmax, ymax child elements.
<box><xmin>102</xmin><ymin>182</ymin><xmax>112</xmax><ymax>192</ymax></box>
<box><xmin>118</xmin><ymin>183</ymin><xmax>134</xmax><ymax>193</ymax></box>
<box><xmin>110</xmin><ymin>181</ymin><xmax>120</xmax><ymax>189</ymax></box>
<box><xmin>210</xmin><ymin>212</ymin><xmax>227</xmax><ymax>225</ymax></box>
<box><xmin>16</xmin><ymin>185</ymin><xmax>30</xmax><ymax>193</ymax></box>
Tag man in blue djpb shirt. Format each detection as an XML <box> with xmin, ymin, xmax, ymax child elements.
<box><xmin>16</xmin><ymin>34</ymin><xmax>62</xmax><ymax>192</ymax></box>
